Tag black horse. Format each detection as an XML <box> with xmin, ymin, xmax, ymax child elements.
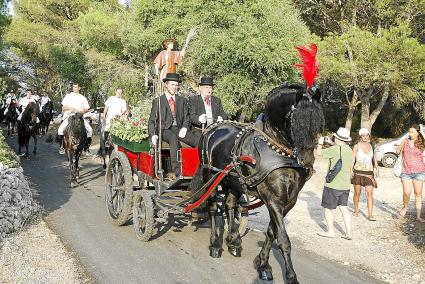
<box><xmin>5</xmin><ymin>102</ymin><xmax>19</xmax><ymax>136</ymax></box>
<box><xmin>38</xmin><ymin>101</ymin><xmax>54</xmax><ymax>134</ymax></box>
<box><xmin>190</xmin><ymin>83</ymin><xmax>325</xmax><ymax>283</ymax></box>
<box><xmin>63</xmin><ymin>113</ymin><xmax>87</xmax><ymax>187</ymax></box>
<box><xmin>18</xmin><ymin>102</ymin><xmax>39</xmax><ymax>158</ymax></box>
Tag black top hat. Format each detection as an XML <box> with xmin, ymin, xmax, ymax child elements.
<box><xmin>163</xmin><ymin>73</ymin><xmax>182</xmax><ymax>83</ymax></box>
<box><xmin>198</xmin><ymin>77</ymin><xmax>215</xmax><ymax>86</ymax></box>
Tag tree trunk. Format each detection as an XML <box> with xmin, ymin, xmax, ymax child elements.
<box><xmin>369</xmin><ymin>83</ymin><xmax>390</xmax><ymax>126</ymax></box>
<box><xmin>144</xmin><ymin>65</ymin><xmax>149</xmax><ymax>88</ymax></box>
<box><xmin>345</xmin><ymin>90</ymin><xmax>359</xmax><ymax>131</ymax></box>
<box><xmin>360</xmin><ymin>93</ymin><xmax>371</xmax><ymax>131</ymax></box>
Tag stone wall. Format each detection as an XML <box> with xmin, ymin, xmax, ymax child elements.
<box><xmin>0</xmin><ymin>163</ymin><xmax>40</xmax><ymax>240</ymax></box>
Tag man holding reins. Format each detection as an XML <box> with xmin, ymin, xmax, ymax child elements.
<box><xmin>57</xmin><ymin>82</ymin><xmax>92</xmax><ymax>154</ymax></box>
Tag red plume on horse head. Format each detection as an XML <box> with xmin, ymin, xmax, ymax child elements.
<box><xmin>294</xmin><ymin>43</ymin><xmax>319</xmax><ymax>89</ymax></box>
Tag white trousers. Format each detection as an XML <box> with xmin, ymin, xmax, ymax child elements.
<box><xmin>58</xmin><ymin>115</ymin><xmax>93</xmax><ymax>137</ymax></box>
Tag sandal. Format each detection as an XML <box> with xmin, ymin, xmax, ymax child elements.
<box><xmin>367</xmin><ymin>216</ymin><xmax>376</xmax><ymax>221</ymax></box>
<box><xmin>341</xmin><ymin>235</ymin><xmax>352</xmax><ymax>240</ymax></box>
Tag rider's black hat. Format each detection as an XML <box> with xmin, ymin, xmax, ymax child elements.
<box><xmin>198</xmin><ymin>77</ymin><xmax>215</xmax><ymax>86</ymax></box>
<box><xmin>162</xmin><ymin>73</ymin><xmax>182</xmax><ymax>83</ymax></box>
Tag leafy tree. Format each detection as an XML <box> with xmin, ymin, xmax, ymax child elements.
<box><xmin>319</xmin><ymin>24</ymin><xmax>425</xmax><ymax>132</ymax></box>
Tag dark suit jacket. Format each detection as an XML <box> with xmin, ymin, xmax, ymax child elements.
<box><xmin>188</xmin><ymin>95</ymin><xmax>227</xmax><ymax>128</ymax></box>
<box><xmin>148</xmin><ymin>94</ymin><xmax>190</xmax><ymax>137</ymax></box>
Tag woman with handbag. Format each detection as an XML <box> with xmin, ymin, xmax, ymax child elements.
<box><xmin>396</xmin><ymin>124</ymin><xmax>425</xmax><ymax>223</ymax></box>
<box><xmin>352</xmin><ymin>128</ymin><xmax>379</xmax><ymax>221</ymax></box>
<box><xmin>317</xmin><ymin>127</ymin><xmax>354</xmax><ymax>240</ymax></box>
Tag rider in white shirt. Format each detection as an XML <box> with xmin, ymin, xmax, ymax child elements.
<box><xmin>57</xmin><ymin>83</ymin><xmax>93</xmax><ymax>154</ymax></box>
<box><xmin>3</xmin><ymin>90</ymin><xmax>19</xmax><ymax>116</ymax></box>
<box><xmin>17</xmin><ymin>90</ymin><xmax>38</xmax><ymax>122</ymax></box>
<box><xmin>40</xmin><ymin>92</ymin><xmax>52</xmax><ymax>111</ymax></box>
<box><xmin>103</xmin><ymin>88</ymin><xmax>127</xmax><ymax>141</ymax></box>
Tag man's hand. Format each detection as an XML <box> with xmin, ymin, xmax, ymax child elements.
<box><xmin>217</xmin><ymin>116</ymin><xmax>223</xmax><ymax>123</ymax></box>
<box><xmin>179</xmin><ymin>128</ymin><xmax>187</xmax><ymax>138</ymax></box>
<box><xmin>198</xmin><ymin>114</ymin><xmax>207</xmax><ymax>124</ymax></box>
<box><xmin>151</xmin><ymin>135</ymin><xmax>158</xmax><ymax>145</ymax></box>
<box><xmin>318</xmin><ymin>136</ymin><xmax>325</xmax><ymax>145</ymax></box>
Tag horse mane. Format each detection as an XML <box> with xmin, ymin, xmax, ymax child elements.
<box><xmin>67</xmin><ymin>113</ymin><xmax>87</xmax><ymax>139</ymax></box>
<box><xmin>21</xmin><ymin>102</ymin><xmax>38</xmax><ymax>124</ymax></box>
<box><xmin>264</xmin><ymin>82</ymin><xmax>324</xmax><ymax>150</ymax></box>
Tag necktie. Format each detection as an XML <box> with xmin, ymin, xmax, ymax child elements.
<box><xmin>169</xmin><ymin>96</ymin><xmax>176</xmax><ymax>113</ymax></box>
<box><xmin>204</xmin><ymin>95</ymin><xmax>211</xmax><ymax>106</ymax></box>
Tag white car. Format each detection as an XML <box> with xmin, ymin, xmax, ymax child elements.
<box><xmin>374</xmin><ymin>124</ymin><xmax>424</xmax><ymax>168</ymax></box>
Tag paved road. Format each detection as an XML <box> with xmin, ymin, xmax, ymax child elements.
<box><xmin>6</xmin><ymin>135</ymin><xmax>383</xmax><ymax>284</ymax></box>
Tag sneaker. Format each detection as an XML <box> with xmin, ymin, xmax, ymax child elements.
<box><xmin>59</xmin><ymin>147</ymin><xmax>65</xmax><ymax>155</ymax></box>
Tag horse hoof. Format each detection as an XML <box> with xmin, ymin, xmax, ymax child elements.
<box><xmin>103</xmin><ymin>164</ymin><xmax>106</xmax><ymax>169</ymax></box>
<box><xmin>259</xmin><ymin>270</ymin><xmax>273</xmax><ymax>281</ymax></box>
<box><xmin>70</xmin><ymin>182</ymin><xmax>78</xmax><ymax>188</ymax></box>
<box><xmin>228</xmin><ymin>246</ymin><xmax>242</xmax><ymax>257</ymax></box>
<box><xmin>209</xmin><ymin>247</ymin><xmax>222</xmax><ymax>258</ymax></box>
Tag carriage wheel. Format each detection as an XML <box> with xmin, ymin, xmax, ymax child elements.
<box><xmin>105</xmin><ymin>150</ymin><xmax>133</xmax><ymax>226</ymax></box>
<box><xmin>133</xmin><ymin>190</ymin><xmax>155</xmax><ymax>242</ymax></box>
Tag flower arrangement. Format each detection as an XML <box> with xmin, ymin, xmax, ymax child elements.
<box><xmin>109</xmin><ymin>99</ymin><xmax>152</xmax><ymax>142</ymax></box>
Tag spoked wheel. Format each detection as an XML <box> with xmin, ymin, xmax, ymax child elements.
<box><xmin>133</xmin><ymin>190</ymin><xmax>155</xmax><ymax>242</ymax></box>
<box><xmin>105</xmin><ymin>150</ymin><xmax>133</xmax><ymax>226</ymax></box>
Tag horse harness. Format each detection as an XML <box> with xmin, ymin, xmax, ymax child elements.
<box><xmin>201</xmin><ymin>121</ymin><xmax>310</xmax><ymax>189</ymax></box>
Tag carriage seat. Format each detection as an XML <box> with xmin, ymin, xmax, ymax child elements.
<box><xmin>161</xmin><ymin>141</ymin><xmax>192</xmax><ymax>150</ymax></box>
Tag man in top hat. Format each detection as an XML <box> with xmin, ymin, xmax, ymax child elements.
<box><xmin>154</xmin><ymin>39</ymin><xmax>185</xmax><ymax>81</ymax></box>
<box><xmin>148</xmin><ymin>73</ymin><xmax>193</xmax><ymax>180</ymax></box>
<box><xmin>187</xmin><ymin>77</ymin><xmax>227</xmax><ymax>146</ymax></box>
<box><xmin>316</xmin><ymin>127</ymin><xmax>353</xmax><ymax>240</ymax></box>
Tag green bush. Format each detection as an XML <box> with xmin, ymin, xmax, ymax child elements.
<box><xmin>0</xmin><ymin>134</ymin><xmax>19</xmax><ymax>168</ymax></box>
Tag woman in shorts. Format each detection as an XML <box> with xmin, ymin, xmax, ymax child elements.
<box><xmin>396</xmin><ymin>124</ymin><xmax>425</xmax><ymax>223</ymax></box>
<box><xmin>352</xmin><ymin>128</ymin><xmax>378</xmax><ymax>221</ymax></box>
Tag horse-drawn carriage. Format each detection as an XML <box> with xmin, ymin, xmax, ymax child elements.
<box><xmin>105</xmin><ymin>131</ymin><xmax>263</xmax><ymax>241</ymax></box>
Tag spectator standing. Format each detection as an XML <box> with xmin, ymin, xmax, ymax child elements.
<box><xmin>352</xmin><ymin>128</ymin><xmax>379</xmax><ymax>221</ymax></box>
<box><xmin>396</xmin><ymin>124</ymin><xmax>425</xmax><ymax>223</ymax></box>
<box><xmin>317</xmin><ymin>127</ymin><xmax>353</xmax><ymax>240</ymax></box>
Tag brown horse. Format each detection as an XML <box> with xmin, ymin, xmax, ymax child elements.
<box><xmin>63</xmin><ymin>113</ymin><xmax>87</xmax><ymax>187</ymax></box>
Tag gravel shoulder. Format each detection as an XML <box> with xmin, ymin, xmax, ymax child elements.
<box><xmin>249</xmin><ymin>155</ymin><xmax>425</xmax><ymax>284</ymax></box>
<box><xmin>0</xmin><ymin>219</ymin><xmax>92</xmax><ymax>283</ymax></box>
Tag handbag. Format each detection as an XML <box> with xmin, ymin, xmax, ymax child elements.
<box><xmin>393</xmin><ymin>155</ymin><xmax>402</xmax><ymax>177</ymax></box>
<box><xmin>393</xmin><ymin>140</ymin><xmax>406</xmax><ymax>177</ymax></box>
<box><xmin>326</xmin><ymin>146</ymin><xmax>342</xmax><ymax>183</ymax></box>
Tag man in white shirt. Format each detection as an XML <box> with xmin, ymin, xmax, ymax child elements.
<box><xmin>57</xmin><ymin>82</ymin><xmax>93</xmax><ymax>154</ymax></box>
<box><xmin>103</xmin><ymin>88</ymin><xmax>127</xmax><ymax>141</ymax></box>
<box><xmin>17</xmin><ymin>90</ymin><xmax>37</xmax><ymax>121</ymax></box>
<box><xmin>188</xmin><ymin>77</ymin><xmax>227</xmax><ymax>146</ymax></box>
<box><xmin>3</xmin><ymin>90</ymin><xmax>19</xmax><ymax>116</ymax></box>
<box><xmin>39</xmin><ymin>91</ymin><xmax>52</xmax><ymax>112</ymax></box>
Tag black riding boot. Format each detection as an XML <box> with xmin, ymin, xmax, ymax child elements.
<box><xmin>84</xmin><ymin>137</ymin><xmax>92</xmax><ymax>152</ymax></box>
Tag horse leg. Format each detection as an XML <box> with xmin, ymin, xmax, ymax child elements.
<box><xmin>225</xmin><ymin>191</ymin><xmax>242</xmax><ymax>257</ymax></box>
<box><xmin>254</xmin><ymin>223</ymin><xmax>275</xmax><ymax>281</ymax></box>
<box><xmin>208</xmin><ymin>196</ymin><xmax>222</xmax><ymax>258</ymax></box>
<box><xmin>269</xmin><ymin>203</ymin><xmax>299</xmax><ymax>284</ymax></box>
<box><xmin>33</xmin><ymin>134</ymin><xmax>37</xmax><ymax>155</ymax></box>
<box><xmin>74</xmin><ymin>150</ymin><xmax>81</xmax><ymax>183</ymax></box>
<box><xmin>25</xmin><ymin>138</ymin><xmax>30</xmax><ymax>158</ymax></box>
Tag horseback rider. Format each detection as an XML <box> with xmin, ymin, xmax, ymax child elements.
<box><xmin>57</xmin><ymin>82</ymin><xmax>92</xmax><ymax>154</ymax></box>
<box><xmin>3</xmin><ymin>90</ymin><xmax>19</xmax><ymax>116</ymax></box>
<box><xmin>103</xmin><ymin>88</ymin><xmax>127</xmax><ymax>142</ymax></box>
<box><xmin>39</xmin><ymin>91</ymin><xmax>52</xmax><ymax>112</ymax></box>
<box><xmin>148</xmin><ymin>73</ymin><xmax>194</xmax><ymax>180</ymax></box>
<box><xmin>17</xmin><ymin>90</ymin><xmax>38</xmax><ymax>123</ymax></box>
<box><xmin>187</xmin><ymin>77</ymin><xmax>227</xmax><ymax>146</ymax></box>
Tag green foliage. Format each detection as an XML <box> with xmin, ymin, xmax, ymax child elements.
<box><xmin>109</xmin><ymin>99</ymin><xmax>151</xmax><ymax>142</ymax></box>
<box><xmin>319</xmin><ymin>24</ymin><xmax>425</xmax><ymax>109</ymax></box>
<box><xmin>0</xmin><ymin>134</ymin><xmax>19</xmax><ymax>168</ymax></box>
